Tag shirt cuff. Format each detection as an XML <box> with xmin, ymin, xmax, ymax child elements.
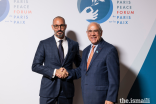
<box><xmin>52</xmin><ymin>69</ymin><xmax>57</xmax><ymax>78</ymax></box>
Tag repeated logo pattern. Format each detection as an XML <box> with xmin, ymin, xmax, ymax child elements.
<box><xmin>0</xmin><ymin>0</ymin><xmax>10</xmax><ymax>22</ymax></box>
<box><xmin>77</xmin><ymin>0</ymin><xmax>113</xmax><ymax>24</ymax></box>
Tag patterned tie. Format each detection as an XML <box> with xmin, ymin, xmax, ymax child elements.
<box><xmin>58</xmin><ymin>40</ymin><xmax>64</xmax><ymax>65</ymax></box>
<box><xmin>87</xmin><ymin>45</ymin><xmax>95</xmax><ymax>70</ymax></box>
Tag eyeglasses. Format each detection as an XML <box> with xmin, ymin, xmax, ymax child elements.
<box><xmin>53</xmin><ymin>24</ymin><xmax>66</xmax><ymax>29</ymax></box>
<box><xmin>87</xmin><ymin>30</ymin><xmax>101</xmax><ymax>33</ymax></box>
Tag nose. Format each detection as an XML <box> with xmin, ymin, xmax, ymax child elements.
<box><xmin>90</xmin><ymin>31</ymin><xmax>95</xmax><ymax>35</ymax></box>
<box><xmin>58</xmin><ymin>26</ymin><xmax>61</xmax><ymax>30</ymax></box>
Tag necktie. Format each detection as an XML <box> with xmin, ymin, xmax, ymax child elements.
<box><xmin>58</xmin><ymin>40</ymin><xmax>64</xmax><ymax>65</ymax></box>
<box><xmin>87</xmin><ymin>45</ymin><xmax>95</xmax><ymax>70</ymax></box>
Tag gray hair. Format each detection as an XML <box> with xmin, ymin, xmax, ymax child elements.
<box><xmin>87</xmin><ymin>22</ymin><xmax>102</xmax><ymax>33</ymax></box>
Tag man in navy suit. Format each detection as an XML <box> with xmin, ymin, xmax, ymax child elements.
<box><xmin>32</xmin><ymin>16</ymin><xmax>81</xmax><ymax>104</ymax></box>
<box><xmin>66</xmin><ymin>22</ymin><xmax>120</xmax><ymax>104</ymax></box>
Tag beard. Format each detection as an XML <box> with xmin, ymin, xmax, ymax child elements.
<box><xmin>55</xmin><ymin>30</ymin><xmax>65</xmax><ymax>39</ymax></box>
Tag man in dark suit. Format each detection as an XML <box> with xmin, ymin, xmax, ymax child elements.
<box><xmin>32</xmin><ymin>16</ymin><xmax>81</xmax><ymax>104</ymax></box>
<box><xmin>66</xmin><ymin>22</ymin><xmax>120</xmax><ymax>104</ymax></box>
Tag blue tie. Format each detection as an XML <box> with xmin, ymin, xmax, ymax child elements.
<box><xmin>58</xmin><ymin>40</ymin><xmax>64</xmax><ymax>65</ymax></box>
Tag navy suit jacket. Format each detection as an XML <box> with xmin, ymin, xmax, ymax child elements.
<box><xmin>32</xmin><ymin>35</ymin><xmax>81</xmax><ymax>98</ymax></box>
<box><xmin>68</xmin><ymin>38</ymin><xmax>120</xmax><ymax>104</ymax></box>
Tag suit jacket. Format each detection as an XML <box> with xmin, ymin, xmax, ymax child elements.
<box><xmin>68</xmin><ymin>38</ymin><xmax>120</xmax><ymax>104</ymax></box>
<box><xmin>32</xmin><ymin>35</ymin><xmax>81</xmax><ymax>98</ymax></box>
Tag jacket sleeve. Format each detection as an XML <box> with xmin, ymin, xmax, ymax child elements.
<box><xmin>67</xmin><ymin>42</ymin><xmax>82</xmax><ymax>80</ymax></box>
<box><xmin>31</xmin><ymin>41</ymin><xmax>54</xmax><ymax>79</ymax></box>
<box><xmin>73</xmin><ymin>42</ymin><xmax>82</xmax><ymax>67</ymax></box>
<box><xmin>67</xmin><ymin>66</ymin><xmax>82</xmax><ymax>80</ymax></box>
<box><xmin>106</xmin><ymin>47</ymin><xmax>120</xmax><ymax>103</ymax></box>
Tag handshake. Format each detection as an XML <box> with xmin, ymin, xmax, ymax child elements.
<box><xmin>55</xmin><ymin>67</ymin><xmax>69</xmax><ymax>79</ymax></box>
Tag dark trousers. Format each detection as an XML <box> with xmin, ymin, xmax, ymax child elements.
<box><xmin>40</xmin><ymin>87</ymin><xmax>73</xmax><ymax>104</ymax></box>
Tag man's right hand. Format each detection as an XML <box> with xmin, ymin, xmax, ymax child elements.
<box><xmin>55</xmin><ymin>67</ymin><xmax>69</xmax><ymax>79</ymax></box>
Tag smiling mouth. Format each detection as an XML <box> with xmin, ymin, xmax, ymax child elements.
<box><xmin>57</xmin><ymin>31</ymin><xmax>62</xmax><ymax>33</ymax></box>
<box><xmin>91</xmin><ymin>37</ymin><xmax>97</xmax><ymax>40</ymax></box>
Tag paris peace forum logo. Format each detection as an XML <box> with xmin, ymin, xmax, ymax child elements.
<box><xmin>77</xmin><ymin>0</ymin><xmax>113</xmax><ymax>24</ymax></box>
<box><xmin>0</xmin><ymin>0</ymin><xmax>10</xmax><ymax>22</ymax></box>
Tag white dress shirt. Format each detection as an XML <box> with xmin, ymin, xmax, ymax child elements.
<box><xmin>52</xmin><ymin>35</ymin><xmax>68</xmax><ymax>78</ymax></box>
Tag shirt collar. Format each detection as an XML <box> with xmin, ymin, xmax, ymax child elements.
<box><xmin>91</xmin><ymin>44</ymin><xmax>98</xmax><ymax>48</ymax></box>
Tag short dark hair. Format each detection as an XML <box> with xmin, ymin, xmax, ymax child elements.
<box><xmin>53</xmin><ymin>16</ymin><xmax>66</xmax><ymax>24</ymax></box>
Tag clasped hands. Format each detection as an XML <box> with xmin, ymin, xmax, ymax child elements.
<box><xmin>55</xmin><ymin>67</ymin><xmax>69</xmax><ymax>79</ymax></box>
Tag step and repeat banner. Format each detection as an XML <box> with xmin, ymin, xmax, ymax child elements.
<box><xmin>0</xmin><ymin>0</ymin><xmax>156</xmax><ymax>104</ymax></box>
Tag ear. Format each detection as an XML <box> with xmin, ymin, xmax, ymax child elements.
<box><xmin>101</xmin><ymin>30</ymin><xmax>103</xmax><ymax>36</ymax></box>
<box><xmin>65</xmin><ymin>24</ymin><xmax>67</xmax><ymax>30</ymax></box>
<box><xmin>51</xmin><ymin>25</ymin><xmax>54</xmax><ymax>30</ymax></box>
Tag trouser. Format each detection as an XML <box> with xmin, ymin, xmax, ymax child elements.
<box><xmin>40</xmin><ymin>87</ymin><xmax>73</xmax><ymax>104</ymax></box>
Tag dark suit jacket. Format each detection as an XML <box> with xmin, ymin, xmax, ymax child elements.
<box><xmin>32</xmin><ymin>35</ymin><xmax>81</xmax><ymax>98</ymax></box>
<box><xmin>68</xmin><ymin>38</ymin><xmax>120</xmax><ymax>104</ymax></box>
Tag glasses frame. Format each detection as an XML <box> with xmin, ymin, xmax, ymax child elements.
<box><xmin>53</xmin><ymin>24</ymin><xmax>66</xmax><ymax>29</ymax></box>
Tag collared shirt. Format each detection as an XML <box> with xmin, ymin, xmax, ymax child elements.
<box><xmin>52</xmin><ymin>35</ymin><xmax>68</xmax><ymax>78</ymax></box>
<box><xmin>54</xmin><ymin>35</ymin><xmax>68</xmax><ymax>58</ymax></box>
<box><xmin>87</xmin><ymin>44</ymin><xmax>98</xmax><ymax>61</ymax></box>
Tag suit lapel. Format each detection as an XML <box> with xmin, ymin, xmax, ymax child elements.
<box><xmin>62</xmin><ymin>37</ymin><xmax>72</xmax><ymax>66</ymax></box>
<box><xmin>84</xmin><ymin>46</ymin><xmax>91</xmax><ymax>70</ymax></box>
<box><xmin>87</xmin><ymin>38</ymin><xmax>106</xmax><ymax>71</ymax></box>
<box><xmin>50</xmin><ymin>36</ymin><xmax>61</xmax><ymax>65</ymax></box>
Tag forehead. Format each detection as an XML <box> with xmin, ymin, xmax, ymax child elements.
<box><xmin>87</xmin><ymin>23</ymin><xmax>100</xmax><ymax>30</ymax></box>
<box><xmin>53</xmin><ymin>18</ymin><xmax>65</xmax><ymax>24</ymax></box>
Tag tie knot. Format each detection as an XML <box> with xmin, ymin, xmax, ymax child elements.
<box><xmin>59</xmin><ymin>40</ymin><xmax>63</xmax><ymax>43</ymax></box>
<box><xmin>92</xmin><ymin>45</ymin><xmax>95</xmax><ymax>49</ymax></box>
